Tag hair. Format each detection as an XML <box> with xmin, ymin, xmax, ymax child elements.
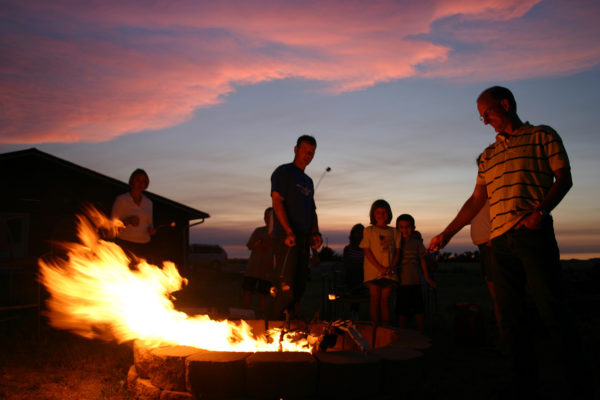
<box><xmin>296</xmin><ymin>134</ymin><xmax>317</xmax><ymax>148</ymax></box>
<box><xmin>396</xmin><ymin>213</ymin><xmax>415</xmax><ymax>228</ymax></box>
<box><xmin>369</xmin><ymin>199</ymin><xmax>393</xmax><ymax>225</ymax></box>
<box><xmin>264</xmin><ymin>207</ymin><xmax>273</xmax><ymax>217</ymax></box>
<box><xmin>128</xmin><ymin>168</ymin><xmax>149</xmax><ymax>189</ymax></box>
<box><xmin>349</xmin><ymin>223</ymin><xmax>364</xmax><ymax>247</ymax></box>
<box><xmin>477</xmin><ymin>86</ymin><xmax>517</xmax><ymax>113</ymax></box>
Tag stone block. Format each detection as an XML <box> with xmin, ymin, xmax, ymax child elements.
<box><xmin>147</xmin><ymin>345</ymin><xmax>204</xmax><ymax>391</ymax></box>
<box><xmin>129</xmin><ymin>375</ymin><xmax>161</xmax><ymax>400</ymax></box>
<box><xmin>134</xmin><ymin>340</ymin><xmax>155</xmax><ymax>378</ymax></box>
<box><xmin>186</xmin><ymin>351</ymin><xmax>251</xmax><ymax>399</ymax></box>
<box><xmin>246</xmin><ymin>352</ymin><xmax>317</xmax><ymax>400</ymax></box>
<box><xmin>315</xmin><ymin>350</ymin><xmax>382</xmax><ymax>399</ymax></box>
<box><xmin>127</xmin><ymin>364</ymin><xmax>139</xmax><ymax>394</ymax></box>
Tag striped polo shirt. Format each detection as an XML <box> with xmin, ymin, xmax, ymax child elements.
<box><xmin>476</xmin><ymin>123</ymin><xmax>570</xmax><ymax>239</ymax></box>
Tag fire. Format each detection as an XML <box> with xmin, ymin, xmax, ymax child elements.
<box><xmin>38</xmin><ymin>207</ymin><xmax>312</xmax><ymax>352</ymax></box>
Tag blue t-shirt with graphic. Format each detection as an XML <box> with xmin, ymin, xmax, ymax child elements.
<box><xmin>271</xmin><ymin>163</ymin><xmax>316</xmax><ymax>235</ymax></box>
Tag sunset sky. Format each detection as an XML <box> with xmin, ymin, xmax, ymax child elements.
<box><xmin>2</xmin><ymin>0</ymin><xmax>599</xmax><ymax>259</ymax></box>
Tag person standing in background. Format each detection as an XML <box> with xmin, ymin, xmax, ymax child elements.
<box><xmin>342</xmin><ymin>223</ymin><xmax>365</xmax><ymax>320</ymax></box>
<box><xmin>111</xmin><ymin>168</ymin><xmax>156</xmax><ymax>264</ymax></box>
<box><xmin>242</xmin><ymin>207</ymin><xmax>274</xmax><ymax>315</ymax></box>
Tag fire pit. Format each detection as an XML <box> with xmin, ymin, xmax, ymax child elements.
<box><xmin>35</xmin><ymin>208</ymin><xmax>431</xmax><ymax>399</ymax></box>
<box><xmin>128</xmin><ymin>319</ymin><xmax>430</xmax><ymax>400</ymax></box>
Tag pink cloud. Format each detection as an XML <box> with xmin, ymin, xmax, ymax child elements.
<box><xmin>1</xmin><ymin>0</ymin><xmax>599</xmax><ymax>143</ymax></box>
<box><xmin>418</xmin><ymin>0</ymin><xmax>600</xmax><ymax>80</ymax></box>
<box><xmin>431</xmin><ymin>0</ymin><xmax>542</xmax><ymax>21</ymax></box>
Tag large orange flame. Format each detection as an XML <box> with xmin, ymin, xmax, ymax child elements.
<box><xmin>38</xmin><ymin>207</ymin><xmax>312</xmax><ymax>352</ymax></box>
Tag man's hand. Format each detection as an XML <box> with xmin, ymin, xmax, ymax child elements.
<box><xmin>426</xmin><ymin>277</ymin><xmax>437</xmax><ymax>289</ymax></box>
<box><xmin>428</xmin><ymin>232</ymin><xmax>449</xmax><ymax>253</ymax></box>
<box><xmin>284</xmin><ymin>232</ymin><xmax>296</xmax><ymax>247</ymax></box>
<box><xmin>428</xmin><ymin>183</ymin><xmax>486</xmax><ymax>253</ymax></box>
<box><xmin>515</xmin><ymin>211</ymin><xmax>544</xmax><ymax>230</ymax></box>
<box><xmin>311</xmin><ymin>232</ymin><xmax>323</xmax><ymax>249</ymax></box>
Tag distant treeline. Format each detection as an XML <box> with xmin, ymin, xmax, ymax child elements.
<box><xmin>435</xmin><ymin>251</ymin><xmax>480</xmax><ymax>263</ymax></box>
<box><xmin>317</xmin><ymin>246</ymin><xmax>481</xmax><ymax>263</ymax></box>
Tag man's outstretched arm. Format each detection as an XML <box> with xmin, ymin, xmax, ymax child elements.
<box><xmin>428</xmin><ymin>183</ymin><xmax>487</xmax><ymax>252</ymax></box>
<box><xmin>310</xmin><ymin>209</ymin><xmax>322</xmax><ymax>249</ymax></box>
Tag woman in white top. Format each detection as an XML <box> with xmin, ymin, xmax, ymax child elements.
<box><xmin>111</xmin><ymin>169</ymin><xmax>156</xmax><ymax>263</ymax></box>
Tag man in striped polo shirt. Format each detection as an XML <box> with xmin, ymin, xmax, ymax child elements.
<box><xmin>428</xmin><ymin>86</ymin><xmax>593</xmax><ymax>398</ymax></box>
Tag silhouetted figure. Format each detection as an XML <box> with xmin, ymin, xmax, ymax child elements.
<box><xmin>111</xmin><ymin>168</ymin><xmax>156</xmax><ymax>264</ymax></box>
<box><xmin>428</xmin><ymin>86</ymin><xmax>594</xmax><ymax>398</ymax></box>
<box><xmin>242</xmin><ymin>207</ymin><xmax>274</xmax><ymax>315</ymax></box>
<box><xmin>360</xmin><ymin>199</ymin><xmax>400</xmax><ymax>326</ymax></box>
<box><xmin>342</xmin><ymin>223</ymin><xmax>365</xmax><ymax>320</ymax></box>
<box><xmin>270</xmin><ymin>135</ymin><xmax>323</xmax><ymax>319</ymax></box>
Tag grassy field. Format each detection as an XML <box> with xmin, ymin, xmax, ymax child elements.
<box><xmin>1</xmin><ymin>259</ymin><xmax>598</xmax><ymax>399</ymax></box>
<box><xmin>0</xmin><ymin>326</ymin><xmax>131</xmax><ymax>400</ymax></box>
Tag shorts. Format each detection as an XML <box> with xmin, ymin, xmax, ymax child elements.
<box><xmin>396</xmin><ymin>284</ymin><xmax>425</xmax><ymax>315</ymax></box>
<box><xmin>242</xmin><ymin>276</ymin><xmax>271</xmax><ymax>295</ymax></box>
<box><xmin>365</xmin><ymin>278</ymin><xmax>397</xmax><ymax>288</ymax></box>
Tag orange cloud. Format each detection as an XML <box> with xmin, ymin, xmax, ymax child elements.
<box><xmin>1</xmin><ymin>0</ymin><xmax>598</xmax><ymax>143</ymax></box>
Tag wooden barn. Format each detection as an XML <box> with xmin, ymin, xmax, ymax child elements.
<box><xmin>0</xmin><ymin>148</ymin><xmax>209</xmax><ymax>324</ymax></box>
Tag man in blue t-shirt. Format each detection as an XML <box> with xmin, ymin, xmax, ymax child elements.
<box><xmin>271</xmin><ymin>135</ymin><xmax>323</xmax><ymax>319</ymax></box>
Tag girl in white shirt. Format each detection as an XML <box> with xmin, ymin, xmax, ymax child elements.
<box><xmin>360</xmin><ymin>199</ymin><xmax>400</xmax><ymax>326</ymax></box>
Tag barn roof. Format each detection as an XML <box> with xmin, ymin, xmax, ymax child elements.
<box><xmin>0</xmin><ymin>148</ymin><xmax>209</xmax><ymax>221</ymax></box>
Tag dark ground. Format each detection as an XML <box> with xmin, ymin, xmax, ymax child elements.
<box><xmin>1</xmin><ymin>259</ymin><xmax>599</xmax><ymax>399</ymax></box>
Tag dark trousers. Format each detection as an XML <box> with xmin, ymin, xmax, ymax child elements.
<box><xmin>271</xmin><ymin>233</ymin><xmax>310</xmax><ymax>318</ymax></box>
<box><xmin>490</xmin><ymin>217</ymin><xmax>592</xmax><ymax>396</ymax></box>
<box><xmin>477</xmin><ymin>243</ymin><xmax>494</xmax><ymax>282</ymax></box>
